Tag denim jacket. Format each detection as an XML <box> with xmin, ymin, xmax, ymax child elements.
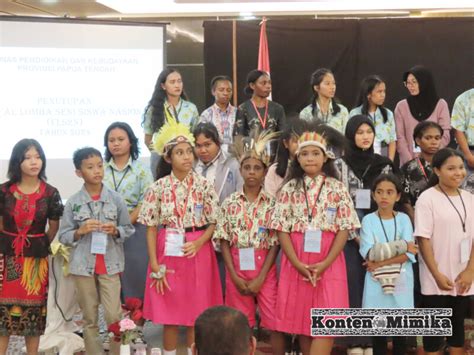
<box><xmin>59</xmin><ymin>184</ymin><xmax>135</xmax><ymax>276</ymax></box>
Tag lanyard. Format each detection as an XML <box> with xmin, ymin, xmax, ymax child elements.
<box><xmin>357</xmin><ymin>164</ymin><xmax>372</xmax><ymax>189</ymax></box>
<box><xmin>303</xmin><ymin>175</ymin><xmax>326</xmax><ymax>223</ymax></box>
<box><xmin>241</xmin><ymin>194</ymin><xmax>263</xmax><ymax>231</ymax></box>
<box><xmin>377</xmin><ymin>211</ymin><xmax>397</xmax><ymax>243</ymax></box>
<box><xmin>110</xmin><ymin>166</ymin><xmax>130</xmax><ymax>192</ymax></box>
<box><xmin>251</xmin><ymin>99</ymin><xmax>268</xmax><ymax>129</ymax></box>
<box><xmin>438</xmin><ymin>185</ymin><xmax>467</xmax><ymax>233</ymax></box>
<box><xmin>165</xmin><ymin>100</ymin><xmax>183</xmax><ymax>122</ymax></box>
<box><xmin>416</xmin><ymin>158</ymin><xmax>429</xmax><ymax>181</ymax></box>
<box><xmin>170</xmin><ymin>174</ymin><xmax>194</xmax><ymax>227</ymax></box>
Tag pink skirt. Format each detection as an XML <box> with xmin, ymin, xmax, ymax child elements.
<box><xmin>275</xmin><ymin>231</ymin><xmax>349</xmax><ymax>337</ymax></box>
<box><xmin>143</xmin><ymin>228</ymin><xmax>223</xmax><ymax>326</ymax></box>
<box><xmin>225</xmin><ymin>247</ymin><xmax>278</xmax><ymax>329</ymax></box>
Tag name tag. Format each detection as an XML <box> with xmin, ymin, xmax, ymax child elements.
<box><xmin>326</xmin><ymin>207</ymin><xmax>337</xmax><ymax>224</ymax></box>
<box><xmin>91</xmin><ymin>232</ymin><xmax>107</xmax><ymax>255</ymax></box>
<box><xmin>373</xmin><ymin>139</ymin><xmax>382</xmax><ymax>155</ymax></box>
<box><xmin>164</xmin><ymin>228</ymin><xmax>185</xmax><ymax>257</ymax></box>
<box><xmin>194</xmin><ymin>204</ymin><xmax>203</xmax><ymax>220</ymax></box>
<box><xmin>355</xmin><ymin>189</ymin><xmax>371</xmax><ymax>209</ymax></box>
<box><xmin>461</xmin><ymin>238</ymin><xmax>471</xmax><ymax>264</ymax></box>
<box><xmin>304</xmin><ymin>228</ymin><xmax>322</xmax><ymax>253</ymax></box>
<box><xmin>239</xmin><ymin>247</ymin><xmax>256</xmax><ymax>271</ymax></box>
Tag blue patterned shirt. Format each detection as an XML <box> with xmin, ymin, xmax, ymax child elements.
<box><xmin>143</xmin><ymin>99</ymin><xmax>199</xmax><ymax>135</ymax></box>
<box><xmin>104</xmin><ymin>158</ymin><xmax>153</xmax><ymax>212</ymax></box>
<box><xmin>451</xmin><ymin>88</ymin><xmax>474</xmax><ymax>146</ymax></box>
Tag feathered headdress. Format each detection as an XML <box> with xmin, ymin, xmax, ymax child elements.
<box><xmin>293</xmin><ymin>120</ymin><xmax>346</xmax><ymax>160</ymax></box>
<box><xmin>152</xmin><ymin>115</ymin><xmax>195</xmax><ymax>155</ymax></box>
<box><xmin>296</xmin><ymin>131</ymin><xmax>335</xmax><ymax>159</ymax></box>
<box><xmin>231</xmin><ymin>130</ymin><xmax>279</xmax><ymax>167</ymax></box>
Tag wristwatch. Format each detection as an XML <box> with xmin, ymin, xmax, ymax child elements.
<box><xmin>150</xmin><ymin>265</ymin><xmax>166</xmax><ymax>280</ymax></box>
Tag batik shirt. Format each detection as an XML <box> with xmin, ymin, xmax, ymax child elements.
<box><xmin>199</xmin><ymin>103</ymin><xmax>237</xmax><ymax>146</ymax></box>
<box><xmin>299</xmin><ymin>101</ymin><xmax>349</xmax><ymax>134</ymax></box>
<box><xmin>233</xmin><ymin>100</ymin><xmax>286</xmax><ymax>136</ymax></box>
<box><xmin>138</xmin><ymin>171</ymin><xmax>218</xmax><ymax>229</ymax></box>
<box><xmin>143</xmin><ymin>99</ymin><xmax>199</xmax><ymax>135</ymax></box>
<box><xmin>214</xmin><ymin>189</ymin><xmax>278</xmax><ymax>249</ymax></box>
<box><xmin>104</xmin><ymin>158</ymin><xmax>153</xmax><ymax>213</ymax></box>
<box><xmin>451</xmin><ymin>88</ymin><xmax>474</xmax><ymax>146</ymax></box>
<box><xmin>270</xmin><ymin>175</ymin><xmax>360</xmax><ymax>233</ymax></box>
<box><xmin>401</xmin><ymin>157</ymin><xmax>432</xmax><ymax>206</ymax></box>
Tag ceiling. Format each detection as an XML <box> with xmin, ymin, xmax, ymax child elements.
<box><xmin>0</xmin><ymin>0</ymin><xmax>472</xmax><ymax>19</ymax></box>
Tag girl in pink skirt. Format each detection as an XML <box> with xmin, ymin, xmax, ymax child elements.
<box><xmin>270</xmin><ymin>122</ymin><xmax>360</xmax><ymax>355</ymax></box>
<box><xmin>138</xmin><ymin>117</ymin><xmax>223</xmax><ymax>355</ymax></box>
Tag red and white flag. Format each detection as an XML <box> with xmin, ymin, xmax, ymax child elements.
<box><xmin>258</xmin><ymin>17</ymin><xmax>271</xmax><ymax>100</ymax></box>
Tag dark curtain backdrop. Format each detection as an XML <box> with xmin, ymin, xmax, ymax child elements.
<box><xmin>203</xmin><ymin>18</ymin><xmax>474</xmax><ymax>115</ymax></box>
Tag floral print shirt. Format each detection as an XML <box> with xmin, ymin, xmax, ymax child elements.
<box><xmin>299</xmin><ymin>101</ymin><xmax>349</xmax><ymax>134</ymax></box>
<box><xmin>401</xmin><ymin>157</ymin><xmax>432</xmax><ymax>206</ymax></box>
<box><xmin>451</xmin><ymin>88</ymin><xmax>474</xmax><ymax>146</ymax></box>
<box><xmin>270</xmin><ymin>175</ymin><xmax>360</xmax><ymax>233</ymax></box>
<box><xmin>214</xmin><ymin>189</ymin><xmax>278</xmax><ymax>249</ymax></box>
<box><xmin>199</xmin><ymin>103</ymin><xmax>237</xmax><ymax>146</ymax></box>
<box><xmin>143</xmin><ymin>99</ymin><xmax>199</xmax><ymax>135</ymax></box>
<box><xmin>233</xmin><ymin>100</ymin><xmax>286</xmax><ymax>137</ymax></box>
<box><xmin>138</xmin><ymin>171</ymin><xmax>218</xmax><ymax>229</ymax></box>
<box><xmin>104</xmin><ymin>158</ymin><xmax>153</xmax><ymax>213</ymax></box>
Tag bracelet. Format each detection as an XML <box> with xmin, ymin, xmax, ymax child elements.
<box><xmin>150</xmin><ymin>265</ymin><xmax>166</xmax><ymax>280</ymax></box>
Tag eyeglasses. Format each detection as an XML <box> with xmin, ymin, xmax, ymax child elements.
<box><xmin>404</xmin><ymin>80</ymin><xmax>418</xmax><ymax>87</ymax></box>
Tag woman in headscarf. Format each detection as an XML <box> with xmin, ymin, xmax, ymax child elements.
<box><xmin>335</xmin><ymin>114</ymin><xmax>395</xmax><ymax>355</ymax></box>
<box><xmin>394</xmin><ymin>65</ymin><xmax>451</xmax><ymax>166</ymax></box>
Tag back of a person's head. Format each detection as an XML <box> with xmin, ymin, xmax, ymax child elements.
<box><xmin>194</xmin><ymin>306</ymin><xmax>252</xmax><ymax>355</ymax></box>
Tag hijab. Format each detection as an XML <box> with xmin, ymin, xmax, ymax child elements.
<box><xmin>403</xmin><ymin>65</ymin><xmax>440</xmax><ymax>121</ymax></box>
<box><xmin>343</xmin><ymin>115</ymin><xmax>393</xmax><ymax>187</ymax></box>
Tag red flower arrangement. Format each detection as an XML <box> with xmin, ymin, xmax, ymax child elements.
<box><xmin>123</xmin><ymin>297</ymin><xmax>143</xmax><ymax>322</ymax></box>
<box><xmin>107</xmin><ymin>298</ymin><xmax>144</xmax><ymax>344</ymax></box>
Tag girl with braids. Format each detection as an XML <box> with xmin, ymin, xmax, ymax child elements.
<box><xmin>142</xmin><ymin>68</ymin><xmax>199</xmax><ymax>178</ymax></box>
<box><xmin>299</xmin><ymin>68</ymin><xmax>349</xmax><ymax>134</ymax></box>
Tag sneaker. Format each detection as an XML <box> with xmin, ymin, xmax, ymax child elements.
<box><xmin>347</xmin><ymin>347</ymin><xmax>364</xmax><ymax>355</ymax></box>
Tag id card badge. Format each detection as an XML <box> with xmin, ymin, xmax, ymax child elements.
<box><xmin>304</xmin><ymin>228</ymin><xmax>322</xmax><ymax>253</ymax></box>
<box><xmin>239</xmin><ymin>247</ymin><xmax>256</xmax><ymax>271</ymax></box>
<box><xmin>394</xmin><ymin>267</ymin><xmax>407</xmax><ymax>294</ymax></box>
<box><xmin>326</xmin><ymin>207</ymin><xmax>337</xmax><ymax>224</ymax></box>
<box><xmin>355</xmin><ymin>189</ymin><xmax>371</xmax><ymax>209</ymax></box>
<box><xmin>91</xmin><ymin>232</ymin><xmax>107</xmax><ymax>255</ymax></box>
<box><xmin>164</xmin><ymin>228</ymin><xmax>185</xmax><ymax>257</ymax></box>
<box><xmin>194</xmin><ymin>204</ymin><xmax>203</xmax><ymax>220</ymax></box>
<box><xmin>460</xmin><ymin>237</ymin><xmax>471</xmax><ymax>264</ymax></box>
<box><xmin>373</xmin><ymin>139</ymin><xmax>382</xmax><ymax>155</ymax></box>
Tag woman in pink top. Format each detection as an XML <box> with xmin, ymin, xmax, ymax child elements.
<box><xmin>395</xmin><ymin>66</ymin><xmax>451</xmax><ymax>166</ymax></box>
<box><xmin>414</xmin><ymin>148</ymin><xmax>473</xmax><ymax>355</ymax></box>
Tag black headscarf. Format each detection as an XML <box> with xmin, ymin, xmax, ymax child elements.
<box><xmin>343</xmin><ymin>115</ymin><xmax>393</xmax><ymax>188</ymax></box>
<box><xmin>403</xmin><ymin>65</ymin><xmax>440</xmax><ymax>122</ymax></box>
